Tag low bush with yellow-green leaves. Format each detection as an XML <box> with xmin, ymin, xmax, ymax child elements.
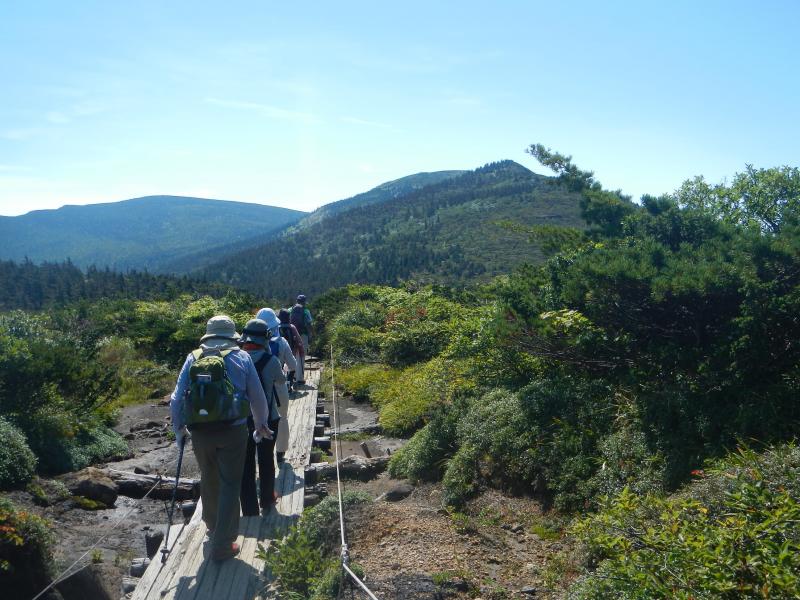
<box><xmin>569</xmin><ymin>444</ymin><xmax>800</xmax><ymax>599</ymax></box>
<box><xmin>0</xmin><ymin>496</ymin><xmax>54</xmax><ymax>597</ymax></box>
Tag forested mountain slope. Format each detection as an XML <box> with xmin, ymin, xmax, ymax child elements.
<box><xmin>204</xmin><ymin>160</ymin><xmax>584</xmax><ymax>298</ymax></box>
<box><xmin>0</xmin><ymin>196</ymin><xmax>305</xmax><ymax>272</ymax></box>
<box><xmin>297</xmin><ymin>169</ymin><xmax>465</xmax><ymax>228</ymax></box>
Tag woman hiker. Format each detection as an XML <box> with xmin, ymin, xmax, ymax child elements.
<box><xmin>277</xmin><ymin>307</ymin><xmax>305</xmax><ymax>392</ymax></box>
<box><xmin>170</xmin><ymin>315</ymin><xmax>271</xmax><ymax>562</ymax></box>
<box><xmin>256</xmin><ymin>308</ymin><xmax>297</xmax><ymax>463</ymax></box>
<box><xmin>239</xmin><ymin>318</ymin><xmax>291</xmax><ymax>514</ymax></box>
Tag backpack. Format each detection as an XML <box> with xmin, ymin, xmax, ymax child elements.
<box><xmin>278</xmin><ymin>323</ymin><xmax>297</xmax><ymax>353</ymax></box>
<box><xmin>290</xmin><ymin>304</ymin><xmax>308</xmax><ymax>334</ymax></box>
<box><xmin>253</xmin><ymin>346</ymin><xmax>283</xmax><ymax>408</ymax></box>
<box><xmin>185</xmin><ymin>348</ymin><xmax>249</xmax><ymax>428</ymax></box>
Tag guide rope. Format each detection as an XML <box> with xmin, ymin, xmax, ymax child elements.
<box><xmin>329</xmin><ymin>345</ymin><xmax>381</xmax><ymax>600</ymax></box>
<box><xmin>30</xmin><ymin>475</ymin><xmax>164</xmax><ymax>600</ymax></box>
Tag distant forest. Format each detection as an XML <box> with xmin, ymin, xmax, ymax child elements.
<box><xmin>0</xmin><ymin>259</ymin><xmax>228</xmax><ymax>310</ymax></box>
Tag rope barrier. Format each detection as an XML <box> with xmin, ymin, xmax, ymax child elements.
<box><xmin>30</xmin><ymin>474</ymin><xmax>164</xmax><ymax>600</ymax></box>
<box><xmin>329</xmin><ymin>345</ymin><xmax>381</xmax><ymax>599</ymax></box>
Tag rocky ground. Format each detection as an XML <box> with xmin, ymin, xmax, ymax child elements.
<box><xmin>319</xmin><ymin>393</ymin><xmax>577</xmax><ymax>600</ymax></box>
<box><xmin>336</xmin><ymin>477</ymin><xmax>576</xmax><ymax>600</ymax></box>
<box><xmin>6</xmin><ymin>398</ymin><xmax>198</xmax><ymax>600</ymax></box>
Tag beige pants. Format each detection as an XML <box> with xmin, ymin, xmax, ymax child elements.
<box><xmin>276</xmin><ymin>405</ymin><xmax>290</xmax><ymax>453</ymax></box>
<box><xmin>191</xmin><ymin>424</ymin><xmax>248</xmax><ymax>555</ymax></box>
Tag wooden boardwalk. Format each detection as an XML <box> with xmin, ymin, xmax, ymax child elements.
<box><xmin>132</xmin><ymin>366</ymin><xmax>320</xmax><ymax>600</ymax></box>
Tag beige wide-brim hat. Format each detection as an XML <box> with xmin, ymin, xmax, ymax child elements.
<box><xmin>200</xmin><ymin>315</ymin><xmax>240</xmax><ymax>342</ymax></box>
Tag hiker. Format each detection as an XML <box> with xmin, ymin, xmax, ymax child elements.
<box><xmin>238</xmin><ymin>318</ymin><xmax>290</xmax><ymax>515</ymax></box>
<box><xmin>255</xmin><ymin>308</ymin><xmax>297</xmax><ymax>463</ymax></box>
<box><xmin>277</xmin><ymin>308</ymin><xmax>305</xmax><ymax>392</ymax></box>
<box><xmin>289</xmin><ymin>294</ymin><xmax>314</xmax><ymax>384</ymax></box>
<box><xmin>170</xmin><ymin>315</ymin><xmax>271</xmax><ymax>562</ymax></box>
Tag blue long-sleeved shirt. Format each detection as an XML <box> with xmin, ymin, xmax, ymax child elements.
<box><xmin>170</xmin><ymin>344</ymin><xmax>269</xmax><ymax>434</ymax></box>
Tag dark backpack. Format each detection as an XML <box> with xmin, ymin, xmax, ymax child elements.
<box><xmin>290</xmin><ymin>304</ymin><xmax>308</xmax><ymax>334</ymax></box>
<box><xmin>185</xmin><ymin>348</ymin><xmax>248</xmax><ymax>428</ymax></box>
<box><xmin>253</xmin><ymin>345</ymin><xmax>283</xmax><ymax>408</ymax></box>
<box><xmin>278</xmin><ymin>323</ymin><xmax>297</xmax><ymax>353</ymax></box>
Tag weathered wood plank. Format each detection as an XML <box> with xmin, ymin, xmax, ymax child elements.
<box><xmin>160</xmin><ymin>522</ymin><xmax>208</xmax><ymax>600</ymax></box>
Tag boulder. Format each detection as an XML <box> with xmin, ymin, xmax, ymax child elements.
<box><xmin>130</xmin><ymin>420</ymin><xmax>164</xmax><ymax>432</ymax></box>
<box><xmin>383</xmin><ymin>481</ymin><xmax>414</xmax><ymax>502</ymax></box>
<box><xmin>56</xmin><ymin>564</ymin><xmax>118</xmax><ymax>600</ymax></box>
<box><xmin>304</xmin><ymin>455</ymin><xmax>389</xmax><ymax>483</ymax></box>
<box><xmin>145</xmin><ymin>528</ymin><xmax>165</xmax><ymax>559</ymax></box>
<box><xmin>63</xmin><ymin>467</ymin><xmax>118</xmax><ymax>506</ymax></box>
<box><xmin>129</xmin><ymin>557</ymin><xmax>150</xmax><ymax>577</ymax></box>
<box><xmin>121</xmin><ymin>576</ymin><xmax>138</xmax><ymax>594</ymax></box>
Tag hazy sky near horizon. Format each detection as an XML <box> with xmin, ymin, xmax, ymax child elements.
<box><xmin>1</xmin><ymin>1</ymin><xmax>798</xmax><ymax>216</ymax></box>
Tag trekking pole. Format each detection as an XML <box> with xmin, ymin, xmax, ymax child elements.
<box><xmin>161</xmin><ymin>433</ymin><xmax>187</xmax><ymax>564</ymax></box>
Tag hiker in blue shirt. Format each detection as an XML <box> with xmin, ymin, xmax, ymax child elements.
<box><xmin>170</xmin><ymin>315</ymin><xmax>271</xmax><ymax>561</ymax></box>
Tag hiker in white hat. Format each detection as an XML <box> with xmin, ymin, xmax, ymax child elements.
<box><xmin>169</xmin><ymin>315</ymin><xmax>271</xmax><ymax>561</ymax></box>
<box><xmin>255</xmin><ymin>308</ymin><xmax>297</xmax><ymax>463</ymax></box>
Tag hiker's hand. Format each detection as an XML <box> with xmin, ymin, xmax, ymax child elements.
<box><xmin>257</xmin><ymin>425</ymin><xmax>273</xmax><ymax>441</ymax></box>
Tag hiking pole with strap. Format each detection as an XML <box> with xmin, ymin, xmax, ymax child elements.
<box><xmin>161</xmin><ymin>433</ymin><xmax>188</xmax><ymax>564</ymax></box>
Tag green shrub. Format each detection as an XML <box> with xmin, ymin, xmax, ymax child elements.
<box><xmin>27</xmin><ymin>419</ymin><xmax>129</xmax><ymax>475</ymax></box>
<box><xmin>388</xmin><ymin>404</ymin><xmax>460</xmax><ymax>482</ymax></box>
<box><xmin>309</xmin><ymin>561</ymin><xmax>365</xmax><ymax>600</ymax></box>
<box><xmin>0</xmin><ymin>497</ymin><xmax>54</xmax><ymax>598</ymax></box>
<box><xmin>374</xmin><ymin>365</ymin><xmax>439</xmax><ymax>435</ymax></box>
<box><xmin>330</xmin><ymin>324</ymin><xmax>382</xmax><ymax>364</ymax></box>
<box><xmin>262</xmin><ymin>492</ymin><xmax>370</xmax><ymax>597</ymax></box>
<box><xmin>571</xmin><ymin>444</ymin><xmax>800</xmax><ymax>599</ymax></box>
<box><xmin>336</xmin><ymin>364</ymin><xmax>399</xmax><ymax>402</ymax></box>
<box><xmin>0</xmin><ymin>418</ymin><xmax>37</xmax><ymax>489</ymax></box>
<box><xmin>442</xmin><ymin>445</ymin><xmax>481</xmax><ymax>508</ymax></box>
<box><xmin>588</xmin><ymin>415</ymin><xmax>666</xmax><ymax>500</ymax></box>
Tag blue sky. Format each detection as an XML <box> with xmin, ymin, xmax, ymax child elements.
<box><xmin>1</xmin><ymin>1</ymin><xmax>798</xmax><ymax>216</ymax></box>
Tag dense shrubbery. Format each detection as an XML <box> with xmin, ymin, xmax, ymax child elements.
<box><xmin>571</xmin><ymin>444</ymin><xmax>800</xmax><ymax>599</ymax></box>
<box><xmin>0</xmin><ymin>291</ymin><xmax>260</xmax><ymax>482</ymax></box>
<box><xmin>0</xmin><ymin>418</ymin><xmax>37</xmax><ymax>489</ymax></box>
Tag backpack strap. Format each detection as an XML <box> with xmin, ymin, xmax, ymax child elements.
<box><xmin>269</xmin><ymin>338</ymin><xmax>280</xmax><ymax>358</ymax></box>
<box><xmin>253</xmin><ymin>352</ymin><xmax>281</xmax><ymax>407</ymax></box>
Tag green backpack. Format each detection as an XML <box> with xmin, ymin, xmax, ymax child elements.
<box><xmin>185</xmin><ymin>348</ymin><xmax>249</xmax><ymax>428</ymax></box>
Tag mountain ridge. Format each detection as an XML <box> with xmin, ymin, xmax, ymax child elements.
<box><xmin>203</xmin><ymin>159</ymin><xmax>585</xmax><ymax>300</ymax></box>
<box><xmin>0</xmin><ymin>195</ymin><xmax>306</xmax><ymax>272</ymax></box>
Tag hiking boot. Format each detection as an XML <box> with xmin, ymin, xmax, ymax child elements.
<box><xmin>212</xmin><ymin>542</ymin><xmax>240</xmax><ymax>562</ymax></box>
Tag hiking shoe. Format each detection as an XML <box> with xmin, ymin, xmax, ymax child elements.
<box><xmin>212</xmin><ymin>542</ymin><xmax>240</xmax><ymax>562</ymax></box>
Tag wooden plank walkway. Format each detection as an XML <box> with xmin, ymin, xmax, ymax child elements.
<box><xmin>132</xmin><ymin>366</ymin><xmax>320</xmax><ymax>600</ymax></box>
